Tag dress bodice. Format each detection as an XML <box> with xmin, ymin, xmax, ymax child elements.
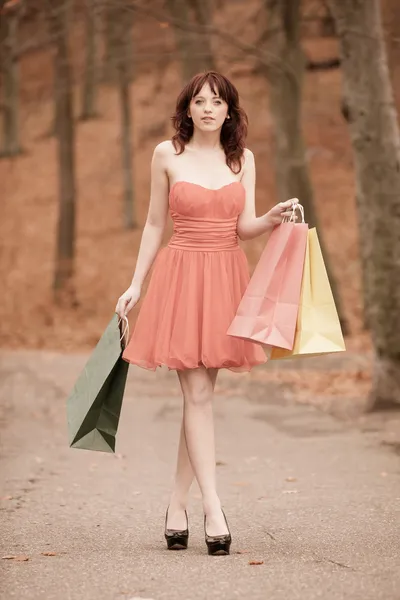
<box><xmin>168</xmin><ymin>181</ymin><xmax>245</xmax><ymax>251</ymax></box>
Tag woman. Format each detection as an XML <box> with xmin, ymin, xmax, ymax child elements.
<box><xmin>116</xmin><ymin>71</ymin><xmax>297</xmax><ymax>556</ymax></box>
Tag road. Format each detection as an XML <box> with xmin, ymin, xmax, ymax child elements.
<box><xmin>1</xmin><ymin>350</ymin><xmax>399</xmax><ymax>600</ymax></box>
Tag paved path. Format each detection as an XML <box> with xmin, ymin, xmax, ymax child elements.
<box><xmin>1</xmin><ymin>351</ymin><xmax>399</xmax><ymax>600</ymax></box>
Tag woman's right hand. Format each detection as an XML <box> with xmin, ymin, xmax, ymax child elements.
<box><xmin>115</xmin><ymin>283</ymin><xmax>141</xmax><ymax>318</ymax></box>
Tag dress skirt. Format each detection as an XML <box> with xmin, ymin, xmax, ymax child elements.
<box><xmin>122</xmin><ymin>180</ymin><xmax>267</xmax><ymax>372</ymax></box>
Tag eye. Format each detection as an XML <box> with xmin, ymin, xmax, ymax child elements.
<box><xmin>214</xmin><ymin>100</ymin><xmax>222</xmax><ymax>105</ymax></box>
<box><xmin>195</xmin><ymin>99</ymin><xmax>203</xmax><ymax>105</ymax></box>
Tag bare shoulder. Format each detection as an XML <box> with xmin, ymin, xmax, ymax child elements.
<box><xmin>243</xmin><ymin>147</ymin><xmax>255</xmax><ymax>165</ymax></box>
<box><xmin>153</xmin><ymin>139</ymin><xmax>176</xmax><ymax>160</ymax></box>
<box><xmin>241</xmin><ymin>148</ymin><xmax>255</xmax><ymax>180</ymax></box>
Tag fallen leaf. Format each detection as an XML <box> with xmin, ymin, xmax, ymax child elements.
<box><xmin>257</xmin><ymin>496</ymin><xmax>268</xmax><ymax>501</ymax></box>
<box><xmin>249</xmin><ymin>560</ymin><xmax>264</xmax><ymax>565</ymax></box>
<box><xmin>2</xmin><ymin>555</ymin><xmax>29</xmax><ymax>561</ymax></box>
<box><xmin>285</xmin><ymin>477</ymin><xmax>297</xmax><ymax>482</ymax></box>
<box><xmin>282</xmin><ymin>490</ymin><xmax>298</xmax><ymax>494</ymax></box>
<box><xmin>41</xmin><ymin>552</ymin><xmax>57</xmax><ymax>556</ymax></box>
<box><xmin>216</xmin><ymin>461</ymin><xmax>227</xmax><ymax>466</ymax></box>
<box><xmin>235</xmin><ymin>550</ymin><xmax>250</xmax><ymax>554</ymax></box>
<box><xmin>1</xmin><ymin>496</ymin><xmax>13</xmax><ymax>501</ymax></box>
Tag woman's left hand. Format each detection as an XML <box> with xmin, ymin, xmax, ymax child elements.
<box><xmin>266</xmin><ymin>198</ymin><xmax>299</xmax><ymax>227</ymax></box>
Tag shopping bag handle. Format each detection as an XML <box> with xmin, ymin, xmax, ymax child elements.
<box><xmin>283</xmin><ymin>202</ymin><xmax>305</xmax><ymax>224</ymax></box>
<box><xmin>117</xmin><ymin>315</ymin><xmax>130</xmax><ymax>345</ymax></box>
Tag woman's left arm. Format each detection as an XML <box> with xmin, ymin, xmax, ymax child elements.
<box><xmin>236</xmin><ymin>149</ymin><xmax>297</xmax><ymax>241</ymax></box>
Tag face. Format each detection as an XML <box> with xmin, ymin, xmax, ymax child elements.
<box><xmin>188</xmin><ymin>83</ymin><xmax>229</xmax><ymax>132</ymax></box>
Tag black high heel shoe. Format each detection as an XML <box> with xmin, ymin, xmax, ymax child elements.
<box><xmin>204</xmin><ymin>509</ymin><xmax>232</xmax><ymax>556</ymax></box>
<box><xmin>164</xmin><ymin>507</ymin><xmax>189</xmax><ymax>550</ymax></box>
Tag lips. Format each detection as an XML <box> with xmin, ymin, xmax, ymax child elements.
<box><xmin>202</xmin><ymin>117</ymin><xmax>214</xmax><ymax>121</ymax></box>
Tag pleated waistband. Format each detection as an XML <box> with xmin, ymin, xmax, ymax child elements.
<box><xmin>168</xmin><ymin>213</ymin><xmax>239</xmax><ymax>252</ymax></box>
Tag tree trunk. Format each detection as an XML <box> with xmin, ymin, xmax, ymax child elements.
<box><xmin>166</xmin><ymin>0</ymin><xmax>215</xmax><ymax>82</ymax></box>
<box><xmin>102</xmin><ymin>3</ymin><xmax>117</xmax><ymax>82</ymax></box>
<box><xmin>382</xmin><ymin>0</ymin><xmax>400</xmax><ymax>98</ymax></box>
<box><xmin>0</xmin><ymin>5</ymin><xmax>21</xmax><ymax>157</ymax></box>
<box><xmin>116</xmin><ymin>12</ymin><xmax>136</xmax><ymax>229</ymax></box>
<box><xmin>189</xmin><ymin>0</ymin><xmax>215</xmax><ymax>70</ymax></box>
<box><xmin>329</xmin><ymin>0</ymin><xmax>400</xmax><ymax>408</ymax></box>
<box><xmin>264</xmin><ymin>0</ymin><xmax>348</xmax><ymax>333</ymax></box>
<box><xmin>80</xmin><ymin>0</ymin><xmax>99</xmax><ymax>120</ymax></box>
<box><xmin>102</xmin><ymin>3</ymin><xmax>134</xmax><ymax>84</ymax></box>
<box><xmin>49</xmin><ymin>1</ymin><xmax>76</xmax><ymax>299</ymax></box>
<box><xmin>166</xmin><ymin>0</ymin><xmax>197</xmax><ymax>81</ymax></box>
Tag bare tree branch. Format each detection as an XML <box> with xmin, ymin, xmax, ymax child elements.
<box><xmin>99</xmin><ymin>0</ymin><xmax>297</xmax><ymax>79</ymax></box>
<box><xmin>0</xmin><ymin>0</ymin><xmax>20</xmax><ymax>13</ymax></box>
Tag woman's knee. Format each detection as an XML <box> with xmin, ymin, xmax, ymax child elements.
<box><xmin>185</xmin><ymin>386</ymin><xmax>212</xmax><ymax>407</ymax></box>
<box><xmin>179</xmin><ymin>369</ymin><xmax>213</xmax><ymax>408</ymax></box>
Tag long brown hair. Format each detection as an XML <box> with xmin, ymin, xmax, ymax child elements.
<box><xmin>171</xmin><ymin>72</ymin><xmax>248</xmax><ymax>175</ymax></box>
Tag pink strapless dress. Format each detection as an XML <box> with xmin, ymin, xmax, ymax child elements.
<box><xmin>122</xmin><ymin>181</ymin><xmax>267</xmax><ymax>371</ymax></box>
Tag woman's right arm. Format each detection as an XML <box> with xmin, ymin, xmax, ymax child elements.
<box><xmin>116</xmin><ymin>143</ymin><xmax>169</xmax><ymax>318</ymax></box>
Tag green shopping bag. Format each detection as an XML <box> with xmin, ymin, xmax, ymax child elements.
<box><xmin>66</xmin><ymin>314</ymin><xmax>129</xmax><ymax>453</ymax></box>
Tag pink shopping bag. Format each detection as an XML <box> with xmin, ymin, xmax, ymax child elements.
<box><xmin>227</xmin><ymin>209</ymin><xmax>308</xmax><ymax>350</ymax></box>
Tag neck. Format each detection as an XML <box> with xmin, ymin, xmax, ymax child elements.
<box><xmin>188</xmin><ymin>128</ymin><xmax>222</xmax><ymax>151</ymax></box>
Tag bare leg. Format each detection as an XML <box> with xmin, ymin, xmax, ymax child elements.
<box><xmin>167</xmin><ymin>368</ymin><xmax>218</xmax><ymax>530</ymax></box>
<box><xmin>174</xmin><ymin>366</ymin><xmax>228</xmax><ymax>536</ymax></box>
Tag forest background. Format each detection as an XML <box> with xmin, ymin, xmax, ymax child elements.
<box><xmin>1</xmin><ymin>0</ymin><xmax>400</xmax><ymax>411</ymax></box>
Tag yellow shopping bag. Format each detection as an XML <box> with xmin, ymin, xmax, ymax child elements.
<box><xmin>270</xmin><ymin>228</ymin><xmax>345</xmax><ymax>360</ymax></box>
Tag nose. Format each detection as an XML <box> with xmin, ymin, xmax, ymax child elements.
<box><xmin>204</xmin><ymin>105</ymin><xmax>212</xmax><ymax>113</ymax></box>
